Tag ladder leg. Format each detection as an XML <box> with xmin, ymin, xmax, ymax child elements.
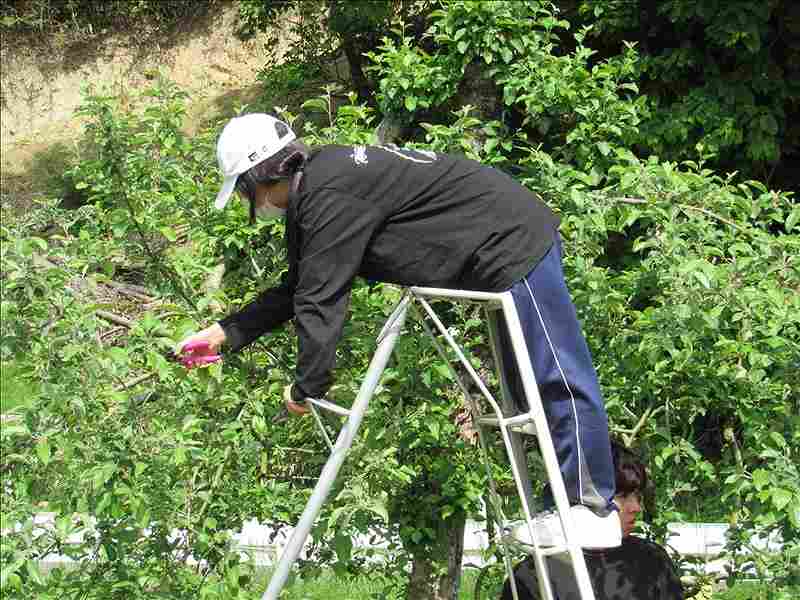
<box><xmin>406</xmin><ymin>286</ymin><xmax>599</xmax><ymax>600</ymax></box>
<box><xmin>499</xmin><ymin>294</ymin><xmax>596</xmax><ymax>600</ymax></box>
<box><xmin>261</xmin><ymin>295</ymin><xmax>411</xmax><ymax>600</ymax></box>
<box><xmin>409</xmin><ymin>301</ymin><xmax>522</xmax><ymax>599</ymax></box>
<box><xmin>410</xmin><ymin>295</ymin><xmax>555</xmax><ymax>599</ymax></box>
<box><xmin>486</xmin><ymin>307</ymin><xmax>560</xmax><ymax>600</ymax></box>
<box><xmin>485</xmin><ymin>307</ymin><xmax>536</xmax><ymax>513</ymax></box>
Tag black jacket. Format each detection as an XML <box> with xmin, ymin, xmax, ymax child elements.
<box><xmin>219</xmin><ymin>145</ymin><xmax>559</xmax><ymax>399</ymax></box>
<box><xmin>502</xmin><ymin>536</ymin><xmax>684</xmax><ymax>600</ymax></box>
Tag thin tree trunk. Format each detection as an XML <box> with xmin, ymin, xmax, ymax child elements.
<box><xmin>341</xmin><ymin>37</ymin><xmax>371</xmax><ymax>104</ymax></box>
<box><xmin>406</xmin><ymin>511</ymin><xmax>467</xmax><ymax>600</ymax></box>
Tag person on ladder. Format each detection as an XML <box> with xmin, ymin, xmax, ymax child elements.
<box><xmin>177</xmin><ymin>113</ymin><xmax>621</xmax><ymax>549</ymax></box>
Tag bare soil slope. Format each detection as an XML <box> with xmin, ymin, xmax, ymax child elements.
<box><xmin>0</xmin><ymin>2</ymin><xmax>285</xmax><ymax>208</ymax></box>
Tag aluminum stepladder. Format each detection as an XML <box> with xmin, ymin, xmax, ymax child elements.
<box><xmin>262</xmin><ymin>286</ymin><xmax>596</xmax><ymax>600</ymax></box>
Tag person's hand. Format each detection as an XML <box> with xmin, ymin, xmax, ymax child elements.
<box><xmin>284</xmin><ymin>384</ymin><xmax>310</xmax><ymax>416</ymax></box>
<box><xmin>177</xmin><ymin>323</ymin><xmax>226</xmax><ymax>368</ymax></box>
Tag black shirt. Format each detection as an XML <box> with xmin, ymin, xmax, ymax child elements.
<box><xmin>501</xmin><ymin>536</ymin><xmax>685</xmax><ymax>600</ymax></box>
<box><xmin>219</xmin><ymin>145</ymin><xmax>560</xmax><ymax>399</ymax></box>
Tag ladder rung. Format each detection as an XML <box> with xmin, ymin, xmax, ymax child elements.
<box><xmin>307</xmin><ymin>397</ymin><xmax>352</xmax><ymax>417</ymax></box>
<box><xmin>513</xmin><ymin>542</ymin><xmax>570</xmax><ymax>557</ymax></box>
<box><xmin>540</xmin><ymin>545</ymin><xmax>570</xmax><ymax>557</ymax></box>
<box><xmin>500</xmin><ymin>532</ymin><xmax>570</xmax><ymax>557</ymax></box>
<box><xmin>511</xmin><ymin>422</ymin><xmax>538</xmax><ymax>435</ymax></box>
<box><xmin>477</xmin><ymin>414</ymin><xmax>501</xmax><ymax>427</ymax></box>
<box><xmin>477</xmin><ymin>412</ymin><xmax>538</xmax><ymax>433</ymax></box>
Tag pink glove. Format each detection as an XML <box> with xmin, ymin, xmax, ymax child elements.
<box><xmin>178</xmin><ymin>340</ymin><xmax>221</xmax><ymax>369</ymax></box>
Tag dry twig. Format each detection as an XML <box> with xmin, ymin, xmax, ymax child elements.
<box><xmin>114</xmin><ymin>372</ymin><xmax>156</xmax><ymax>391</ymax></box>
<box><xmin>96</xmin><ymin>310</ymin><xmax>133</xmax><ymax>328</ymax></box>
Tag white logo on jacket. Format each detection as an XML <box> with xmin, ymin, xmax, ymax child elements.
<box><xmin>350</xmin><ymin>145</ymin><xmax>438</xmax><ymax>167</ymax></box>
<box><xmin>378</xmin><ymin>145</ymin><xmax>437</xmax><ymax>163</ymax></box>
<box><xmin>351</xmin><ymin>145</ymin><xmax>369</xmax><ymax>166</ymax></box>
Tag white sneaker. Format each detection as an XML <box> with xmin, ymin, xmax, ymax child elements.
<box><xmin>509</xmin><ymin>505</ymin><xmax>621</xmax><ymax>550</ymax></box>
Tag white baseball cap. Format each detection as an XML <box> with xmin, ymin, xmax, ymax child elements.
<box><xmin>214</xmin><ymin>113</ymin><xmax>296</xmax><ymax>209</ymax></box>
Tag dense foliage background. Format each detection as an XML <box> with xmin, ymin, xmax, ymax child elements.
<box><xmin>1</xmin><ymin>1</ymin><xmax>798</xmax><ymax>599</ymax></box>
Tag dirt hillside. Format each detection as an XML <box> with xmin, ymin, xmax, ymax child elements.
<box><xmin>0</xmin><ymin>2</ymin><xmax>286</xmax><ymax>208</ymax></box>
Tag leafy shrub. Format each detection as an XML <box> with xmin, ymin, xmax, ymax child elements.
<box><xmin>0</xmin><ymin>0</ymin><xmax>212</xmax><ymax>34</ymax></box>
<box><xmin>2</xmin><ymin>1</ymin><xmax>799</xmax><ymax>596</ymax></box>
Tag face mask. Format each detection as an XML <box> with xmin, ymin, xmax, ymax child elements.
<box><xmin>254</xmin><ymin>202</ymin><xmax>286</xmax><ymax>220</ymax></box>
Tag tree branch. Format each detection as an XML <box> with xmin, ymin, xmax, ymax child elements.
<box><xmin>609</xmin><ymin>197</ymin><xmax>647</xmax><ymax>205</ymax></box>
<box><xmin>614</xmin><ymin>405</ymin><xmax>665</xmax><ymax>446</ymax></box>
<box><xmin>105</xmin><ymin>280</ymin><xmax>156</xmax><ymax>302</ymax></box>
<box><xmin>200</xmin><ymin>262</ymin><xmax>226</xmax><ymax>313</ymax></box>
<box><xmin>608</xmin><ymin>196</ymin><xmax>743</xmax><ymax>231</ymax></box>
<box><xmin>95</xmin><ymin>310</ymin><xmax>132</xmax><ymax>328</ymax></box>
<box><xmin>114</xmin><ymin>372</ymin><xmax>156</xmax><ymax>391</ymax></box>
<box><xmin>680</xmin><ymin>204</ymin><xmax>742</xmax><ymax>231</ymax></box>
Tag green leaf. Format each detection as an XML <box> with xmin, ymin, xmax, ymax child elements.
<box><xmin>692</xmin><ymin>271</ymin><xmax>711</xmax><ymax>289</ymax></box>
<box><xmin>620</xmin><ymin>170</ymin><xmax>638</xmax><ymax>189</ymax></box>
<box><xmin>772</xmin><ymin>488</ymin><xmax>792</xmax><ymax>511</ymax></box>
<box><xmin>301</xmin><ymin>98</ymin><xmax>328</xmax><ymax>113</ymax></box>
<box><xmin>92</xmin><ymin>462</ymin><xmax>117</xmax><ymax>491</ymax></box>
<box><xmin>752</xmin><ymin>468</ymin><xmax>770</xmax><ymax>490</ymax></box>
<box><xmin>334</xmin><ymin>533</ymin><xmax>353</xmax><ymax>563</ymax></box>
<box><xmin>1</xmin><ymin>423</ymin><xmax>29</xmax><ymax>438</ymax></box>
<box><xmin>159</xmin><ymin>226</ymin><xmax>177</xmax><ymax>242</ymax></box>
<box><xmin>404</xmin><ymin>96</ymin><xmax>418</xmax><ymax>112</ymax></box>
<box><xmin>25</xmin><ymin>561</ymin><xmax>44</xmax><ymax>586</ymax></box>
<box><xmin>36</xmin><ymin>438</ymin><xmax>51</xmax><ymax>466</ymax></box>
<box><xmin>368</xmin><ymin>496</ymin><xmax>389</xmax><ymax>523</ymax></box>
<box><xmin>790</xmin><ymin>503</ymin><xmax>800</xmax><ymax>529</ymax></box>
<box><xmin>769</xmin><ymin>432</ymin><xmax>787</xmax><ymax>448</ymax></box>
<box><xmin>597</xmin><ymin>141</ymin><xmax>611</xmax><ymax>156</ymax></box>
<box><xmin>786</xmin><ymin>207</ymin><xmax>800</xmax><ymax>232</ymax></box>
<box><xmin>433</xmin><ymin>363</ymin><xmax>452</xmax><ymax>379</ymax></box>
<box><xmin>456</xmin><ymin>40</ymin><xmax>469</xmax><ymax>54</ymax></box>
<box><xmin>29</xmin><ymin>237</ymin><xmax>47</xmax><ymax>251</ymax></box>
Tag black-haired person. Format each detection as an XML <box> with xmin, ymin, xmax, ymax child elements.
<box><xmin>177</xmin><ymin>113</ymin><xmax>620</xmax><ymax>549</ymax></box>
<box><xmin>501</xmin><ymin>442</ymin><xmax>684</xmax><ymax>600</ymax></box>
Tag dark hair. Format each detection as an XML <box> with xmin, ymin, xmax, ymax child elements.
<box><xmin>236</xmin><ymin>139</ymin><xmax>310</xmax><ymax>200</ymax></box>
<box><xmin>234</xmin><ymin>138</ymin><xmax>310</xmax><ymax>223</ymax></box>
<box><xmin>611</xmin><ymin>440</ymin><xmax>648</xmax><ymax>496</ymax></box>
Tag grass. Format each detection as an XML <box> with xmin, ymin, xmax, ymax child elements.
<box><xmin>251</xmin><ymin>568</ymin><xmax>486</xmax><ymax>599</ymax></box>
<box><xmin>265</xmin><ymin>573</ymin><xmax>389</xmax><ymax>599</ymax></box>
<box><xmin>0</xmin><ymin>360</ymin><xmax>38</xmax><ymax>413</ymax></box>
<box><xmin>713</xmin><ymin>582</ymin><xmax>800</xmax><ymax>600</ymax></box>
<box><xmin>248</xmin><ymin>569</ymin><xmax>796</xmax><ymax>600</ymax></box>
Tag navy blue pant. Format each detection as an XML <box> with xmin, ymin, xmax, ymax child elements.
<box><xmin>497</xmin><ymin>232</ymin><xmax>615</xmax><ymax>514</ymax></box>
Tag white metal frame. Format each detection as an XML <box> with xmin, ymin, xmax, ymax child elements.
<box><xmin>261</xmin><ymin>287</ymin><xmax>596</xmax><ymax>600</ymax></box>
